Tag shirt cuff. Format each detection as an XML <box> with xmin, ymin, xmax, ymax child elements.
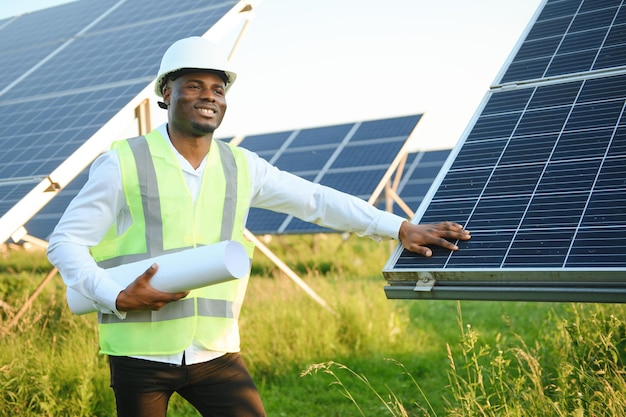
<box><xmin>369</xmin><ymin>211</ymin><xmax>407</xmax><ymax>240</ymax></box>
<box><xmin>93</xmin><ymin>271</ymin><xmax>127</xmax><ymax>319</ymax></box>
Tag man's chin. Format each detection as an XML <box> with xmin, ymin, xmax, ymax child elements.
<box><xmin>191</xmin><ymin>121</ymin><xmax>218</xmax><ymax>136</ymax></box>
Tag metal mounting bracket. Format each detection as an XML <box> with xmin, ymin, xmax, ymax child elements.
<box><xmin>413</xmin><ymin>273</ymin><xmax>436</xmax><ymax>292</ymax></box>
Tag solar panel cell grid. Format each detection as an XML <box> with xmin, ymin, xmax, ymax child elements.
<box><xmin>584</xmin><ymin>192</ymin><xmax>626</xmax><ymax>228</ymax></box>
<box><xmin>319</xmin><ymin>169</ymin><xmax>388</xmax><ymax>197</ymax></box>
<box><xmin>281</xmin><ymin>219</ymin><xmax>327</xmax><ymax>233</ymax></box>
<box><xmin>500</xmin><ymin>2</ymin><xmax>625</xmax><ymax>84</ymax></box>
<box><xmin>395</xmin><ymin>182</ymin><xmax>432</xmax><ymax>201</ymax></box>
<box><xmin>26</xmin><ymin>172</ymin><xmax>89</xmax><ymax>240</ymax></box>
<box><xmin>498</xmin><ymin>135</ymin><xmax>555</xmax><ymax>164</ymax></box>
<box><xmin>244</xmin><ymin>208</ymin><xmax>288</xmax><ymax>235</ymax></box>
<box><xmin>538</xmin><ymin>0</ymin><xmax>581</xmax><ymax>21</ymax></box>
<box><xmin>0</xmin><ymin>1</ymin><xmax>112</xmax><ymax>51</ymax></box>
<box><xmin>330</xmin><ymin>139</ymin><xmax>405</xmax><ymax>169</ymax></box>
<box><xmin>350</xmin><ymin>115</ymin><xmax>419</xmax><ymax>141</ymax></box>
<box><xmin>236</xmin><ymin>132</ymin><xmax>294</xmax><ymax>154</ymax></box>
<box><xmin>0</xmin><ymin>183</ymin><xmax>36</xmax><ymax>214</ymax></box>
<box><xmin>527</xmin><ymin>80</ymin><xmax>582</xmax><ymax>108</ymax></box>
<box><xmin>569</xmin><ymin>228</ymin><xmax>624</xmax><ymax>266</ymax></box>
<box><xmin>390</xmin><ymin>74</ymin><xmax>626</xmax><ymax>272</ymax></box>
<box><xmin>289</xmin><ymin>124</ymin><xmax>353</xmax><ymax>147</ymax></box>
<box><xmin>274</xmin><ymin>148</ymin><xmax>335</xmax><ymax>172</ymax></box>
<box><xmin>414</xmin><ymin>149</ymin><xmax>450</xmax><ymax>164</ymax></box>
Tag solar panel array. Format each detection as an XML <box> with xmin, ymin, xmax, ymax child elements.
<box><xmin>230</xmin><ymin>114</ymin><xmax>451</xmax><ymax>235</ymax></box>
<box><xmin>0</xmin><ymin>0</ymin><xmax>238</xmax><ymax>241</ymax></box>
<box><xmin>383</xmin><ymin>0</ymin><xmax>626</xmax><ymax>303</ymax></box>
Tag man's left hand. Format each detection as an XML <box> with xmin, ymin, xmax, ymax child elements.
<box><xmin>398</xmin><ymin>221</ymin><xmax>471</xmax><ymax>257</ymax></box>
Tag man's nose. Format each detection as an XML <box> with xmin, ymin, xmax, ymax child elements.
<box><xmin>199</xmin><ymin>88</ymin><xmax>215</xmax><ymax>101</ymax></box>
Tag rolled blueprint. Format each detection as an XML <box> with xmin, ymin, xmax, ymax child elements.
<box><xmin>66</xmin><ymin>240</ymin><xmax>250</xmax><ymax>315</ymax></box>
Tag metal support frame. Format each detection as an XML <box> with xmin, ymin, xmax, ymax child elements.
<box><xmin>384</xmin><ymin>282</ymin><xmax>626</xmax><ymax>304</ymax></box>
<box><xmin>243</xmin><ymin>229</ymin><xmax>335</xmax><ymax>314</ymax></box>
<box><xmin>367</xmin><ymin>129</ymin><xmax>420</xmax><ymax>220</ymax></box>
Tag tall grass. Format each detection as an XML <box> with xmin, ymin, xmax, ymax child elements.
<box><xmin>444</xmin><ymin>302</ymin><xmax>626</xmax><ymax>416</ymax></box>
<box><xmin>0</xmin><ymin>236</ymin><xmax>624</xmax><ymax>416</ymax></box>
<box><xmin>300</xmin><ymin>302</ymin><xmax>626</xmax><ymax>417</ymax></box>
<box><xmin>0</xmin><ymin>248</ymin><xmax>113</xmax><ymax>416</ymax></box>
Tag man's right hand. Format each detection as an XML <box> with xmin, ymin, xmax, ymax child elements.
<box><xmin>115</xmin><ymin>263</ymin><xmax>189</xmax><ymax>312</ymax></box>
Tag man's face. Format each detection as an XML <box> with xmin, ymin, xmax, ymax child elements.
<box><xmin>163</xmin><ymin>71</ymin><xmax>227</xmax><ymax>137</ymax></box>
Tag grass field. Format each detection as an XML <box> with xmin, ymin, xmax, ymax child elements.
<box><xmin>1</xmin><ymin>234</ymin><xmax>625</xmax><ymax>416</ymax></box>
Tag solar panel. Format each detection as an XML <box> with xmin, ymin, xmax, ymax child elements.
<box><xmin>383</xmin><ymin>0</ymin><xmax>626</xmax><ymax>303</ymax></box>
<box><xmin>500</xmin><ymin>0</ymin><xmax>626</xmax><ymax>84</ymax></box>
<box><xmin>231</xmin><ymin>114</ymin><xmax>443</xmax><ymax>235</ymax></box>
<box><xmin>0</xmin><ymin>0</ymin><xmax>241</xmax><ymax>243</ymax></box>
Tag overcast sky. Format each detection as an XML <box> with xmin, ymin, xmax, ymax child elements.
<box><xmin>3</xmin><ymin>0</ymin><xmax>543</xmax><ymax>150</ymax></box>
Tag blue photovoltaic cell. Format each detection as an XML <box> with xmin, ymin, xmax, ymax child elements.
<box><xmin>0</xmin><ymin>0</ymin><xmax>238</xmax><ymax>241</ymax></box>
<box><xmin>237</xmin><ymin>131</ymin><xmax>294</xmax><ymax>157</ymax></box>
<box><xmin>0</xmin><ymin>1</ymin><xmax>114</xmax><ymax>82</ymax></box>
<box><xmin>244</xmin><ymin>208</ymin><xmax>288</xmax><ymax>236</ymax></box>
<box><xmin>350</xmin><ymin>116</ymin><xmax>423</xmax><ymax>141</ymax></box>
<box><xmin>289</xmin><ymin>124</ymin><xmax>354</xmax><ymax>147</ymax></box>
<box><xmin>320</xmin><ymin>169</ymin><xmax>389</xmax><ymax>196</ymax></box>
<box><xmin>274</xmin><ymin>148</ymin><xmax>336</xmax><ymax>173</ymax></box>
<box><xmin>384</xmin><ymin>0</ymin><xmax>626</xmax><ymax>302</ymax></box>
<box><xmin>331</xmin><ymin>141</ymin><xmax>405</xmax><ymax>169</ymax></box>
<box><xmin>233</xmin><ymin>114</ymin><xmax>444</xmax><ymax>235</ymax></box>
<box><xmin>500</xmin><ymin>1</ymin><xmax>626</xmax><ymax>84</ymax></box>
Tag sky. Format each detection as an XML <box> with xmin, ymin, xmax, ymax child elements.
<box><xmin>2</xmin><ymin>0</ymin><xmax>544</xmax><ymax>151</ymax></box>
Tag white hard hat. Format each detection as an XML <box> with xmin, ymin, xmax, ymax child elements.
<box><xmin>154</xmin><ymin>36</ymin><xmax>237</xmax><ymax>98</ymax></box>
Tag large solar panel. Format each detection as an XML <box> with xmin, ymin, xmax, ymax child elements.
<box><xmin>0</xmin><ymin>0</ymin><xmax>241</xmax><ymax>243</ymax></box>
<box><xmin>383</xmin><ymin>0</ymin><xmax>626</xmax><ymax>303</ymax></box>
<box><xmin>228</xmin><ymin>114</ymin><xmax>445</xmax><ymax>235</ymax></box>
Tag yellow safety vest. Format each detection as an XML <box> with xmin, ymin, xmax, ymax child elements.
<box><xmin>91</xmin><ymin>129</ymin><xmax>254</xmax><ymax>356</ymax></box>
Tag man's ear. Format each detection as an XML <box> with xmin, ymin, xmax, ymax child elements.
<box><xmin>162</xmin><ymin>85</ymin><xmax>171</xmax><ymax>106</ymax></box>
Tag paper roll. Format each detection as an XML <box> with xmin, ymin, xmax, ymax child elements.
<box><xmin>66</xmin><ymin>240</ymin><xmax>250</xmax><ymax>315</ymax></box>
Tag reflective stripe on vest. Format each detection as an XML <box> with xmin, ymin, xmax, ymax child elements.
<box><xmin>99</xmin><ymin>298</ymin><xmax>235</xmax><ymax>324</ymax></box>
<box><xmin>129</xmin><ymin>136</ymin><xmax>163</xmax><ymax>260</ymax></box>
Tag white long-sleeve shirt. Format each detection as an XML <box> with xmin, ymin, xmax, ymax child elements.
<box><xmin>47</xmin><ymin>123</ymin><xmax>406</xmax><ymax>364</ymax></box>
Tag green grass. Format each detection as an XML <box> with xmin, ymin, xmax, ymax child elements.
<box><xmin>0</xmin><ymin>236</ymin><xmax>624</xmax><ymax>416</ymax></box>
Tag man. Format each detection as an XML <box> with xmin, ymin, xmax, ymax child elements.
<box><xmin>47</xmin><ymin>36</ymin><xmax>471</xmax><ymax>417</ymax></box>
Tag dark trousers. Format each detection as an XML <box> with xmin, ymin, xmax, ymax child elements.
<box><xmin>109</xmin><ymin>353</ymin><xmax>266</xmax><ymax>417</ymax></box>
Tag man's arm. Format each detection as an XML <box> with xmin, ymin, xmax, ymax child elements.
<box><xmin>245</xmin><ymin>149</ymin><xmax>470</xmax><ymax>254</ymax></box>
<box><xmin>47</xmin><ymin>152</ymin><xmax>128</xmax><ymax>314</ymax></box>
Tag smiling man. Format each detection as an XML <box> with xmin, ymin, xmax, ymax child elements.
<box><xmin>47</xmin><ymin>36</ymin><xmax>470</xmax><ymax>417</ymax></box>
